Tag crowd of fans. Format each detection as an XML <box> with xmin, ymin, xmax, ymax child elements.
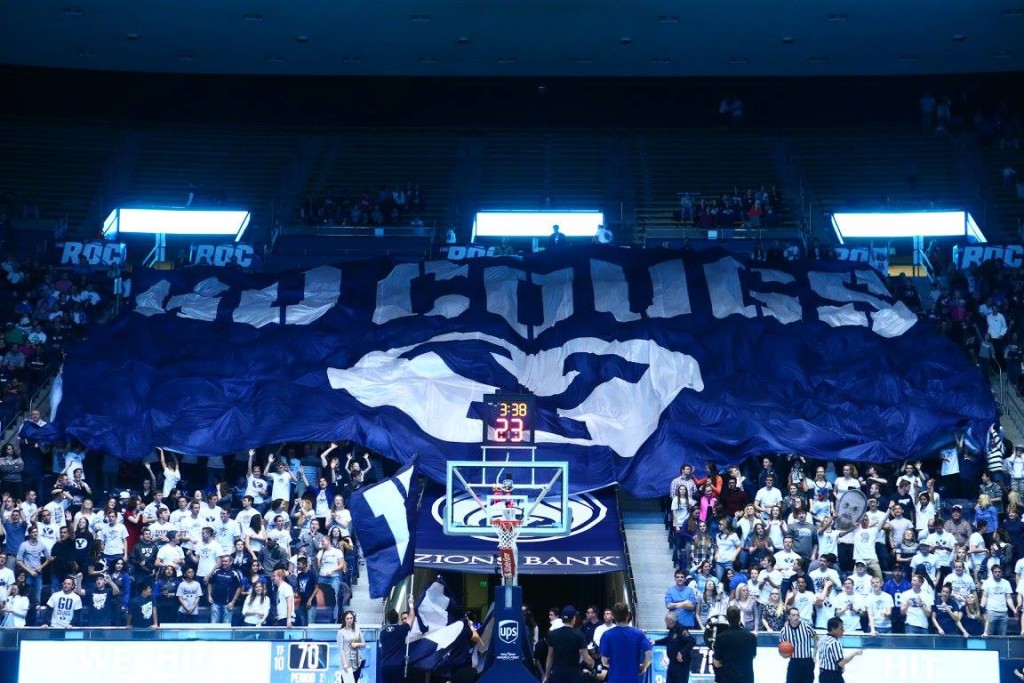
<box><xmin>0</xmin><ymin>439</ymin><xmax>387</xmax><ymax>628</ymax></box>
<box><xmin>677</xmin><ymin>186</ymin><xmax>785</xmax><ymax>230</ymax></box>
<box><xmin>0</xmin><ymin>256</ymin><xmax>101</xmax><ymax>432</ymax></box>
<box><xmin>297</xmin><ymin>184</ymin><xmax>426</xmax><ymax>228</ymax></box>
<box><xmin>662</xmin><ymin>447</ymin><xmax>1024</xmax><ymax>638</ymax></box>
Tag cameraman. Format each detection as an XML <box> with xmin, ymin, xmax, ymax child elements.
<box><xmin>580</xmin><ymin>644</ymin><xmax>608</xmax><ymax>682</ymax></box>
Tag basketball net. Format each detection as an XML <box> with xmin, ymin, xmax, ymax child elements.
<box><xmin>491</xmin><ymin>485</ymin><xmax>522</xmax><ymax>581</ymax></box>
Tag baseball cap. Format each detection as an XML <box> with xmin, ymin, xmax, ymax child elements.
<box><xmin>951</xmin><ymin>504</ymin><xmax>963</xmax><ymax>511</ymax></box>
<box><xmin>854</xmin><ymin>560</ymin><xmax>866</xmax><ymax>568</ymax></box>
<box><xmin>560</xmin><ymin>605</ymin><xmax>579</xmax><ymax>620</ymax></box>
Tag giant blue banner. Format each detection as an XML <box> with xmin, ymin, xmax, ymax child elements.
<box><xmin>44</xmin><ymin>247</ymin><xmax>995</xmax><ymax>498</ymax></box>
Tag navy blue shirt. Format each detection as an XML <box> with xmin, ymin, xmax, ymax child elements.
<box><xmin>208</xmin><ymin>566</ymin><xmax>242</xmax><ymax>605</ymax></box>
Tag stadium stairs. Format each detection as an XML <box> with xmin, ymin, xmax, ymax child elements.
<box><xmin>347</xmin><ymin>556</ymin><xmax>384</xmax><ymax>624</ymax></box>
<box><xmin>618</xmin><ymin>493</ymin><xmax>672</xmax><ymax>630</ymax></box>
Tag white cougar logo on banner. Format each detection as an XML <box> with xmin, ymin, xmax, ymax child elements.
<box><xmin>326</xmin><ymin>331</ymin><xmax>704</xmax><ymax>459</ymax></box>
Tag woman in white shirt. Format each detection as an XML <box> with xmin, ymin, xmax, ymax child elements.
<box><xmin>158</xmin><ymin>448</ymin><xmax>181</xmax><ymax>497</ymax></box>
<box><xmin>1</xmin><ymin>584</ymin><xmax>30</xmax><ymax>627</ymax></box>
<box><xmin>715</xmin><ymin>522</ymin><xmax>741</xmax><ymax>580</ymax></box>
<box><xmin>834</xmin><ymin>464</ymin><xmax>861</xmax><ymax>494</ymax></box>
<box><xmin>328</xmin><ymin>495</ymin><xmax>352</xmax><ymax>537</ymax></box>
<box><xmin>337</xmin><ymin>610</ymin><xmax>366</xmax><ymax>681</ymax></box>
<box><xmin>242</xmin><ymin>581</ymin><xmax>270</xmax><ymax>626</ymax></box>
<box><xmin>766</xmin><ymin>506</ymin><xmax>787</xmax><ymax>549</ymax></box>
<box><xmin>244</xmin><ymin>515</ymin><xmax>268</xmax><ymax>555</ymax></box>
<box><xmin>915</xmin><ymin>492</ymin><xmax>937</xmax><ymax>534</ymax></box>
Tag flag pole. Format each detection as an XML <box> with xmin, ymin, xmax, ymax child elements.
<box><xmin>403</xmin><ymin>470</ymin><xmax>427</xmax><ymax>680</ymax></box>
<box><xmin>403</xmin><ymin>572</ymin><xmax>415</xmax><ymax>679</ymax></box>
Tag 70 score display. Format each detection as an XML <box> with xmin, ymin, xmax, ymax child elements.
<box><xmin>271</xmin><ymin>643</ymin><xmax>333</xmax><ymax>683</ymax></box>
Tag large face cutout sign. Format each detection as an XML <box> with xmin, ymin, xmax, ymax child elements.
<box><xmin>835</xmin><ymin>489</ymin><xmax>868</xmax><ymax>531</ymax></box>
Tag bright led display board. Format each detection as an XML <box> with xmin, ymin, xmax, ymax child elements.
<box><xmin>831</xmin><ymin>210</ymin><xmax>985</xmax><ymax>243</ymax></box>
<box><xmin>473</xmin><ymin>210</ymin><xmax>603</xmax><ymax>239</ymax></box>
<box><xmin>103</xmin><ymin>208</ymin><xmax>251</xmax><ymax>241</ymax></box>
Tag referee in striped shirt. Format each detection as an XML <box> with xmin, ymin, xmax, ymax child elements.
<box><xmin>818</xmin><ymin>617</ymin><xmax>862</xmax><ymax>683</ymax></box>
<box><xmin>779</xmin><ymin>607</ymin><xmax>817</xmax><ymax>683</ymax></box>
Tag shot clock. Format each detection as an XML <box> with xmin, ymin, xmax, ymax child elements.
<box><xmin>481</xmin><ymin>394</ymin><xmax>535</xmax><ymax>444</ymax></box>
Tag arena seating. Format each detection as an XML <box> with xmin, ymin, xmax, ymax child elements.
<box><xmin>791</xmin><ymin>127</ymin><xmax>961</xmax><ymax>213</ymax></box>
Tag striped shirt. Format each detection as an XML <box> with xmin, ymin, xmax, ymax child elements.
<box><xmin>817</xmin><ymin>635</ymin><xmax>844</xmax><ymax>671</ymax></box>
<box><xmin>779</xmin><ymin>621</ymin><xmax>816</xmax><ymax>659</ymax></box>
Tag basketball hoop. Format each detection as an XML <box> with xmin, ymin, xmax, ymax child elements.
<box><xmin>491</xmin><ymin>482</ymin><xmax>523</xmax><ymax>580</ymax></box>
<box><xmin>492</xmin><ymin>516</ymin><xmax>522</xmax><ymax>580</ymax></box>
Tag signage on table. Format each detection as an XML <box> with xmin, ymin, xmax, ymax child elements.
<box><xmin>58</xmin><ymin>241</ymin><xmax>126</xmax><ymax>267</ymax></box>
<box><xmin>190</xmin><ymin>243</ymin><xmax>255</xmax><ymax>268</ymax></box>
<box><xmin>953</xmin><ymin>244</ymin><xmax>1024</xmax><ymax>269</ymax></box>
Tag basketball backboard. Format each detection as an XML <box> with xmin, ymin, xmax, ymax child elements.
<box><xmin>443</xmin><ymin>453</ymin><xmax>571</xmax><ymax>537</ymax></box>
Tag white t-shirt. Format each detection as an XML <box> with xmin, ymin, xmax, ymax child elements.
<box><xmin>200</xmin><ymin>504</ymin><xmax>221</xmax><ymax>526</ymax></box>
<box><xmin>791</xmin><ymin>590</ymin><xmax>815</xmax><ymax>623</ymax></box>
<box><xmin>982</xmin><ymin>578</ymin><xmax>1013</xmax><ymax>615</ymax></box>
<box><xmin>318</xmin><ymin>547</ymin><xmax>345</xmax><ymax>578</ymax></box>
<box><xmin>177</xmin><ymin>580</ymin><xmax>203</xmax><ymax>613</ymax></box>
<box><xmin>814</xmin><ymin>589</ymin><xmax>836</xmax><ymax>630</ymax></box>
<box><xmin>268</xmin><ymin>472</ymin><xmax>293</xmax><ymax>502</ymax></box>
<box><xmin>774</xmin><ymin>550</ymin><xmax>800</xmax><ymax>578</ymax></box>
<box><xmin>156</xmin><ymin>544</ymin><xmax>185</xmax><ymax>573</ymax></box>
<box><xmin>808</xmin><ymin>567</ymin><xmax>841</xmax><ymax>598</ymax></box>
<box><xmin>817</xmin><ymin>529</ymin><xmax>840</xmax><ymax>558</ymax></box>
<box><xmin>314</xmin><ymin>489</ymin><xmax>331</xmax><ymax>517</ymax></box>
<box><xmin>835</xmin><ymin>591</ymin><xmax>864</xmax><ymax>632</ymax></box>
<box><xmin>900</xmin><ymin>589</ymin><xmax>932</xmax><ymax>629</ymax></box>
<box><xmin>169</xmin><ymin>508</ymin><xmax>191</xmax><ymax>527</ymax></box>
<box><xmin>866</xmin><ymin>510</ymin><xmax>887</xmax><ymax>543</ymax></box>
<box><xmin>38</xmin><ymin>519</ymin><xmax>64</xmax><ymax>552</ymax></box>
<box><xmin>970</xmin><ymin>533</ymin><xmax>988</xmax><ymax>566</ymax></box>
<box><xmin>162</xmin><ymin>468</ymin><xmax>181</xmax><ymax>497</ymax></box>
<box><xmin>213</xmin><ymin>518</ymin><xmax>241</xmax><ymax>550</ymax></box>
<box><xmin>924</xmin><ymin>531</ymin><xmax>954</xmax><ymax>567</ymax></box>
<box><xmin>47</xmin><ymin>590</ymin><xmax>82</xmax><ymax>627</ymax></box>
<box><xmin>0</xmin><ymin>567</ymin><xmax>15</xmax><ymax>589</ymax></box>
<box><xmin>149</xmin><ymin>521</ymin><xmax>176</xmax><ymax>543</ymax></box>
<box><xmin>716</xmin><ymin>534</ymin><xmax>741</xmax><ymax>563</ymax></box>
<box><xmin>236</xmin><ymin>508</ymin><xmax>259</xmax><ymax>531</ymax></box>
<box><xmin>835</xmin><ymin>477</ymin><xmax>861</xmax><ymax>493</ymax></box>
<box><xmin>945</xmin><ymin>572</ymin><xmax>976</xmax><ymax>604</ymax></box>
<box><xmin>274</xmin><ymin>582</ymin><xmax>294</xmax><ymax>622</ymax></box>
<box><xmin>865</xmin><ymin>591</ymin><xmax>894</xmax><ymax>630</ymax></box>
<box><xmin>177</xmin><ymin>516</ymin><xmax>204</xmax><ymax>550</ymax></box>
<box><xmin>755</xmin><ymin>487</ymin><xmax>782</xmax><ymax>511</ymax></box>
<box><xmin>244</xmin><ymin>596</ymin><xmax>270</xmax><ymax>625</ymax></box>
<box><xmin>195</xmin><ymin>540</ymin><xmax>224</xmax><ymax>578</ymax></box>
<box><xmin>96</xmin><ymin>522</ymin><xmax>129</xmax><ymax>556</ymax></box>
<box><xmin>851</xmin><ymin>527</ymin><xmax>878</xmax><ymax>561</ymax></box>
<box><xmin>851</xmin><ymin>573</ymin><xmax>872</xmax><ymax>597</ymax></box>
<box><xmin>245</xmin><ymin>475</ymin><xmax>268</xmax><ymax>505</ymax></box>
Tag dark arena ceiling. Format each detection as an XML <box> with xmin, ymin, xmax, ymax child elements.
<box><xmin>0</xmin><ymin>0</ymin><xmax>1022</xmax><ymax>78</ymax></box>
